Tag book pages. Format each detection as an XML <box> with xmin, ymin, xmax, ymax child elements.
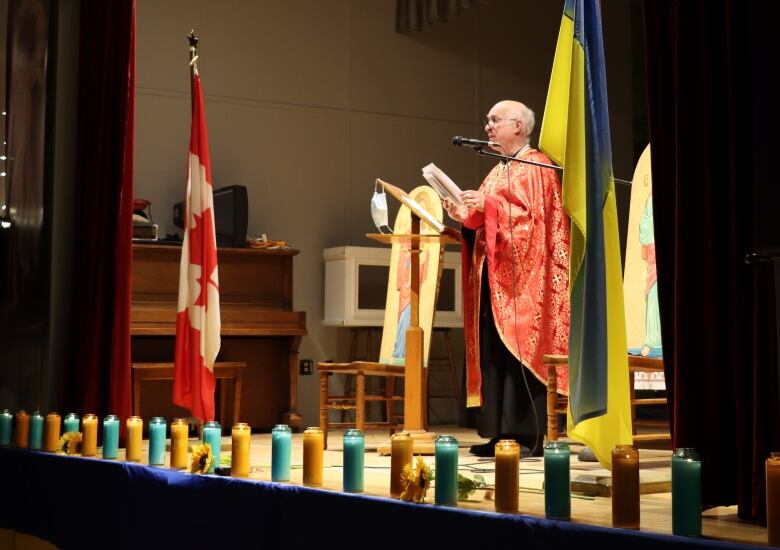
<box><xmin>421</xmin><ymin>163</ymin><xmax>463</xmax><ymax>207</ymax></box>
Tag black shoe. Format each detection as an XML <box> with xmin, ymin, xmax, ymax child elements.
<box><xmin>515</xmin><ymin>435</ymin><xmax>544</xmax><ymax>457</ymax></box>
<box><xmin>520</xmin><ymin>444</ymin><xmax>544</xmax><ymax>458</ymax></box>
<box><xmin>469</xmin><ymin>438</ymin><xmax>499</xmax><ymax>457</ymax></box>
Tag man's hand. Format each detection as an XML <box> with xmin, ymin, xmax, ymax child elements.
<box><xmin>461</xmin><ymin>190</ymin><xmax>485</xmax><ymax>212</ymax></box>
<box><xmin>442</xmin><ymin>198</ymin><xmax>466</xmax><ymax>222</ymax></box>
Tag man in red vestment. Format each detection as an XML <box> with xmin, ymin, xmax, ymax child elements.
<box><xmin>444</xmin><ymin>100</ymin><xmax>570</xmax><ymax>456</ymax></box>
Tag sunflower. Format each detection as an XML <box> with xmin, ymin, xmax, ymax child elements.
<box><xmin>56</xmin><ymin>432</ymin><xmax>83</xmax><ymax>455</ymax></box>
<box><xmin>189</xmin><ymin>443</ymin><xmax>213</xmax><ymax>474</ymax></box>
<box><xmin>400</xmin><ymin>455</ymin><xmax>433</xmax><ymax>503</ymax></box>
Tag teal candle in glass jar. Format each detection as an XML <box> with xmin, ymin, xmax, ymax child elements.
<box><xmin>63</xmin><ymin>413</ymin><xmax>79</xmax><ymax>434</ymax></box>
<box><xmin>672</xmin><ymin>447</ymin><xmax>702</xmax><ymax>536</ymax></box>
<box><xmin>343</xmin><ymin>429</ymin><xmax>365</xmax><ymax>493</ymax></box>
<box><xmin>544</xmin><ymin>441</ymin><xmax>571</xmax><ymax>520</ymax></box>
<box><xmin>148</xmin><ymin>417</ymin><xmax>167</xmax><ymax>466</ymax></box>
<box><xmin>435</xmin><ymin>435</ymin><xmax>459</xmax><ymax>506</ymax></box>
<box><xmin>29</xmin><ymin>411</ymin><xmax>44</xmax><ymax>450</ymax></box>
<box><xmin>0</xmin><ymin>410</ymin><xmax>11</xmax><ymax>445</ymax></box>
<box><xmin>271</xmin><ymin>424</ymin><xmax>292</xmax><ymax>481</ymax></box>
<box><xmin>202</xmin><ymin>421</ymin><xmax>221</xmax><ymax>473</ymax></box>
<box><xmin>102</xmin><ymin>415</ymin><xmax>119</xmax><ymax>459</ymax></box>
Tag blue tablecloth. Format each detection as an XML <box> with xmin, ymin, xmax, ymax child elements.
<box><xmin>0</xmin><ymin>447</ymin><xmax>767</xmax><ymax>550</ymax></box>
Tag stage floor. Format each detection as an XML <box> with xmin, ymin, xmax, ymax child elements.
<box><xmin>15</xmin><ymin>426</ymin><xmax>765</xmax><ymax>548</ymax></box>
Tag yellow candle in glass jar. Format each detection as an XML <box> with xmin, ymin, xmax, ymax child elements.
<box><xmin>231</xmin><ymin>423</ymin><xmax>251</xmax><ymax>477</ymax></box>
<box><xmin>303</xmin><ymin>427</ymin><xmax>324</xmax><ymax>486</ymax></box>
<box><xmin>390</xmin><ymin>433</ymin><xmax>413</xmax><ymax>498</ymax></box>
<box><xmin>125</xmin><ymin>416</ymin><xmax>143</xmax><ymax>462</ymax></box>
<box><xmin>495</xmin><ymin>439</ymin><xmax>520</xmax><ymax>513</ymax></box>
<box><xmin>170</xmin><ymin>418</ymin><xmax>189</xmax><ymax>469</ymax></box>
<box><xmin>81</xmin><ymin>414</ymin><xmax>98</xmax><ymax>456</ymax></box>
<box><xmin>44</xmin><ymin>413</ymin><xmax>61</xmax><ymax>452</ymax></box>
<box><xmin>13</xmin><ymin>410</ymin><xmax>29</xmax><ymax>448</ymax></box>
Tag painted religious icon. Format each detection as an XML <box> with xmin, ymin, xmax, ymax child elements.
<box><xmin>379</xmin><ymin>186</ymin><xmax>443</xmax><ymax>367</ymax></box>
<box><xmin>623</xmin><ymin>144</ymin><xmax>665</xmax><ymax>389</ymax></box>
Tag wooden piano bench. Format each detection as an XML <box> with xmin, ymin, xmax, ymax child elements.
<box><xmin>131</xmin><ymin>361</ymin><xmax>247</xmax><ymax>427</ymax></box>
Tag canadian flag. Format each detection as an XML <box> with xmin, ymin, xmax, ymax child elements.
<box><xmin>173</xmin><ymin>70</ymin><xmax>221</xmax><ymax>421</ymax></box>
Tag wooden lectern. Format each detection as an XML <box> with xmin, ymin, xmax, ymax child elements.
<box><xmin>371</xmin><ymin>180</ymin><xmax>460</xmax><ymax>455</ymax></box>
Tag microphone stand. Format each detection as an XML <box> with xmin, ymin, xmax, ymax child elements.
<box><xmin>475</xmin><ymin>147</ymin><xmax>562</xmax><ymax>171</ymax></box>
<box><xmin>473</xmin><ymin>147</ymin><xmax>633</xmax><ymax>187</ymax></box>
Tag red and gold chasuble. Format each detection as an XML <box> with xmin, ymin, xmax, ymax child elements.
<box><xmin>462</xmin><ymin>148</ymin><xmax>570</xmax><ymax>407</ymax></box>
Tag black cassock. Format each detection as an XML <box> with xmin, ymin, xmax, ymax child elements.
<box><xmin>460</xmin><ymin>228</ymin><xmax>546</xmax><ymax>449</ymax></box>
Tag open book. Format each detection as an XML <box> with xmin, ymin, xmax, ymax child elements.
<box><xmin>422</xmin><ymin>163</ymin><xmax>463</xmax><ymax>207</ymax></box>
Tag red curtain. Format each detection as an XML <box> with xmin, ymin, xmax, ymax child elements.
<box><xmin>69</xmin><ymin>0</ymin><xmax>135</xmax><ymax>427</ymax></box>
<box><xmin>642</xmin><ymin>1</ymin><xmax>780</xmax><ymax>519</ymax></box>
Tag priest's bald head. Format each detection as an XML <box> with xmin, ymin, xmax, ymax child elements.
<box><xmin>484</xmin><ymin>100</ymin><xmax>535</xmax><ymax>154</ymax></box>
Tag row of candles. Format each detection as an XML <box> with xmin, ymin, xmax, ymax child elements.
<box><xmin>0</xmin><ymin>410</ymin><xmax>251</xmax><ymax>472</ymax></box>
<box><xmin>2</xmin><ymin>409</ymin><xmax>779</xmax><ymax>542</ymax></box>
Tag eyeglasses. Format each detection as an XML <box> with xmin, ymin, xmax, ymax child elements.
<box><xmin>484</xmin><ymin>116</ymin><xmax>518</xmax><ymax>128</ymax></box>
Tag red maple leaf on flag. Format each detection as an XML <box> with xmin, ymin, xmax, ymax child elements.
<box><xmin>190</xmin><ymin>207</ymin><xmax>219</xmax><ymax>308</ymax></box>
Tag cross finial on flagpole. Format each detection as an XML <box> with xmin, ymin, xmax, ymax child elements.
<box><xmin>187</xmin><ymin>30</ymin><xmax>199</xmax><ymax>75</ymax></box>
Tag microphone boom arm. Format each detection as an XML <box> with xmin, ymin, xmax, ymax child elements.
<box><xmin>473</xmin><ymin>148</ymin><xmax>632</xmax><ymax>186</ymax></box>
<box><xmin>475</xmin><ymin>148</ymin><xmax>563</xmax><ymax>171</ymax></box>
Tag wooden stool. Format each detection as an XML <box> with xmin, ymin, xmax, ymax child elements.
<box><xmin>544</xmin><ymin>355</ymin><xmax>570</xmax><ymax>442</ymax></box>
<box><xmin>339</xmin><ymin>327</ymin><xmax>382</xmax><ymax>423</ymax></box>
<box><xmin>132</xmin><ymin>362</ymin><xmax>246</xmax><ymax>426</ymax></box>
<box><xmin>544</xmin><ymin>354</ymin><xmax>670</xmax><ymax>445</ymax></box>
<box><xmin>318</xmin><ymin>362</ymin><xmax>405</xmax><ymax>449</ymax></box>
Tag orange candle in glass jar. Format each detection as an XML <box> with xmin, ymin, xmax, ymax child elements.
<box><xmin>612</xmin><ymin>445</ymin><xmax>640</xmax><ymax>529</ymax></box>
<box><xmin>170</xmin><ymin>418</ymin><xmax>189</xmax><ymax>469</ymax></box>
<box><xmin>81</xmin><ymin>414</ymin><xmax>98</xmax><ymax>457</ymax></box>
<box><xmin>44</xmin><ymin>413</ymin><xmax>61</xmax><ymax>452</ymax></box>
<box><xmin>125</xmin><ymin>416</ymin><xmax>143</xmax><ymax>462</ymax></box>
<box><xmin>13</xmin><ymin>410</ymin><xmax>29</xmax><ymax>448</ymax></box>
<box><xmin>495</xmin><ymin>439</ymin><xmax>520</xmax><ymax>513</ymax></box>
<box><xmin>303</xmin><ymin>427</ymin><xmax>324</xmax><ymax>486</ymax></box>
<box><xmin>767</xmin><ymin>452</ymin><xmax>780</xmax><ymax>546</ymax></box>
<box><xmin>231</xmin><ymin>423</ymin><xmax>251</xmax><ymax>477</ymax></box>
<box><xmin>390</xmin><ymin>433</ymin><xmax>413</xmax><ymax>498</ymax></box>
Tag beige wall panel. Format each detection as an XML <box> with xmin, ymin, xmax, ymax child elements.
<box><xmin>202</xmin><ymin>102</ymin><xmax>350</xmax><ymax>247</ymax></box>
<box><xmin>347</xmin><ymin>111</ymin><xmax>478</xmax><ymax>246</ymax></box>
<box><xmin>134</xmin><ymin>92</ymin><xmax>191</xmax><ymax>235</ymax></box>
<box><xmin>350</xmin><ymin>0</ymin><xmax>477</xmax><ymax>122</ymax></box>
<box><xmin>136</xmin><ymin>0</ymin><xmax>200</xmax><ymax>93</ymax></box>
<box><xmin>200</xmin><ymin>0</ymin><xmax>350</xmax><ymax>109</ymax></box>
<box><xmin>476</xmin><ymin>1</ymin><xmax>560</xmax><ymax>146</ymax></box>
<box><xmin>205</xmin><ymin>101</ymin><xmax>350</xmax><ymax>425</ymax></box>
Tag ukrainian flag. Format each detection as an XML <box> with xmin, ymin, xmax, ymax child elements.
<box><xmin>539</xmin><ymin>0</ymin><xmax>633</xmax><ymax>469</ymax></box>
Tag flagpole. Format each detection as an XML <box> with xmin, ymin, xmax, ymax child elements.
<box><xmin>474</xmin><ymin>148</ymin><xmax>633</xmax><ymax>186</ymax></box>
<box><xmin>187</xmin><ymin>30</ymin><xmax>199</xmax><ymax>75</ymax></box>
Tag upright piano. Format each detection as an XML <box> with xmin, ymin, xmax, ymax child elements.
<box><xmin>130</xmin><ymin>243</ymin><xmax>307</xmax><ymax>429</ymax></box>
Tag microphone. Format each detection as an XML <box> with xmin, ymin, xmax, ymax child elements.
<box><xmin>452</xmin><ymin>136</ymin><xmax>500</xmax><ymax>148</ymax></box>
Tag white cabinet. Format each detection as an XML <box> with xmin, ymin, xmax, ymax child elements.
<box><xmin>322</xmin><ymin>246</ymin><xmax>462</xmax><ymax>327</ymax></box>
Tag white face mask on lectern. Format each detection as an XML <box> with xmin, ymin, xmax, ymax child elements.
<box><xmin>370</xmin><ymin>187</ymin><xmax>392</xmax><ymax>234</ymax></box>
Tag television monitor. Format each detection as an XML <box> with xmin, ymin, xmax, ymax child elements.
<box><xmin>174</xmin><ymin>185</ymin><xmax>248</xmax><ymax>248</ymax></box>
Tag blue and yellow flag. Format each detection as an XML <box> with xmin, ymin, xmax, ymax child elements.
<box><xmin>539</xmin><ymin>0</ymin><xmax>632</xmax><ymax>469</ymax></box>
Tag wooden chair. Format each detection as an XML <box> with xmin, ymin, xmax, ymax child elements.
<box><xmin>132</xmin><ymin>361</ymin><xmax>246</xmax><ymax>426</ymax></box>
<box><xmin>318</xmin><ymin>186</ymin><xmax>445</xmax><ymax>449</ymax></box>
<box><xmin>544</xmin><ymin>354</ymin><xmax>671</xmax><ymax>445</ymax></box>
